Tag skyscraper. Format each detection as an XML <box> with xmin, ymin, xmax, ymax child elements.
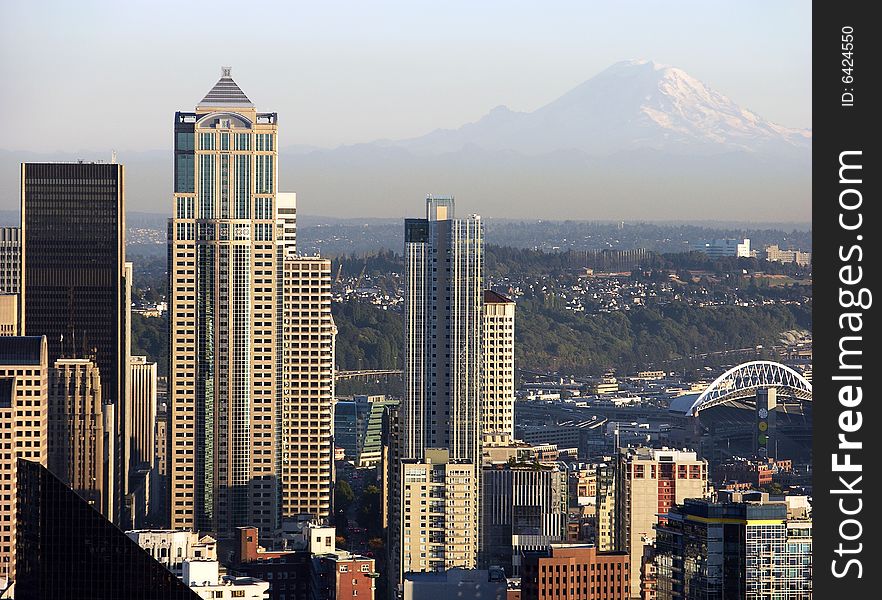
<box><xmin>47</xmin><ymin>357</ymin><xmax>112</xmax><ymax>518</ymax></box>
<box><xmin>0</xmin><ymin>336</ymin><xmax>48</xmax><ymax>585</ymax></box>
<box><xmin>482</xmin><ymin>290</ymin><xmax>515</xmax><ymax>439</ymax></box>
<box><xmin>397</xmin><ymin>196</ymin><xmax>484</xmax><ymax>580</ymax></box>
<box><xmin>21</xmin><ymin>161</ymin><xmax>130</xmax><ymax>526</ymax></box>
<box><xmin>169</xmin><ymin>69</ymin><xmax>280</xmax><ymax>539</ymax></box>
<box><xmin>403</xmin><ymin>196</ymin><xmax>483</xmax><ymax>463</ymax></box>
<box><xmin>279</xmin><ymin>256</ymin><xmax>335</xmax><ymax>520</ymax></box>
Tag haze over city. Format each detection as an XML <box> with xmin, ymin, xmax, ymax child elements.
<box><xmin>1</xmin><ymin>0</ymin><xmax>811</xmax><ymax>222</ymax></box>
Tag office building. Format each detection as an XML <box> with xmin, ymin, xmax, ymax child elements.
<box><xmin>169</xmin><ymin>69</ymin><xmax>280</xmax><ymax>539</ymax></box>
<box><xmin>693</xmin><ymin>238</ymin><xmax>750</xmax><ymax>258</ymax></box>
<box><xmin>482</xmin><ymin>290</ymin><xmax>515</xmax><ymax>439</ymax></box>
<box><xmin>334</xmin><ymin>399</ymin><xmax>365</xmax><ymax>464</ymax></box>
<box><xmin>481</xmin><ymin>463</ymin><xmax>568</xmax><ymax>576</ymax></box>
<box><xmin>130</xmin><ymin>356</ymin><xmax>157</xmax><ymax>471</ymax></box>
<box><xmin>614</xmin><ymin>448</ymin><xmax>708</xmax><ymax>598</ymax></box>
<box><xmin>359</xmin><ymin>396</ymin><xmax>398</xmax><ymax>468</ymax></box>
<box><xmin>654</xmin><ymin>493</ymin><xmax>812</xmax><ymax>599</ymax></box>
<box><xmin>280</xmin><ymin>256</ymin><xmax>335</xmax><ymax>521</ymax></box>
<box><xmin>47</xmin><ymin>357</ymin><xmax>113</xmax><ymax>518</ymax></box>
<box><xmin>0</xmin><ymin>336</ymin><xmax>48</xmax><ymax>585</ymax></box>
<box><xmin>21</xmin><ymin>161</ymin><xmax>131</xmax><ymax>526</ymax></box>
<box><xmin>336</xmin><ymin>395</ymin><xmax>397</xmax><ymax>467</ymax></box>
<box><xmin>520</xmin><ymin>544</ymin><xmax>630</xmax><ymax>600</ymax></box>
<box><xmin>0</xmin><ymin>228</ymin><xmax>19</xmax><ymax>297</ymax></box>
<box><xmin>13</xmin><ymin>458</ymin><xmax>199</xmax><ymax>600</ymax></box>
<box><xmin>398</xmin><ymin>449</ymin><xmax>477</xmax><ymax>576</ymax></box>
<box><xmin>764</xmin><ymin>245</ymin><xmax>811</xmax><ymax>266</ymax></box>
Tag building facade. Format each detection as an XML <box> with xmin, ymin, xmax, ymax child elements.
<box><xmin>14</xmin><ymin>459</ymin><xmax>199</xmax><ymax>600</ymax></box>
<box><xmin>398</xmin><ymin>449</ymin><xmax>477</xmax><ymax>576</ymax></box>
<box><xmin>280</xmin><ymin>256</ymin><xmax>335</xmax><ymax>521</ymax></box>
<box><xmin>0</xmin><ymin>228</ymin><xmax>19</xmax><ymax>297</ymax></box>
<box><xmin>0</xmin><ymin>296</ymin><xmax>18</xmax><ymax>337</ymax></box>
<box><xmin>520</xmin><ymin>544</ymin><xmax>630</xmax><ymax>600</ymax></box>
<box><xmin>126</xmin><ymin>529</ymin><xmax>218</xmax><ymax>577</ymax></box>
<box><xmin>130</xmin><ymin>356</ymin><xmax>157</xmax><ymax>471</ymax></box>
<box><xmin>482</xmin><ymin>290</ymin><xmax>515</xmax><ymax>439</ymax></box>
<box><xmin>169</xmin><ymin>69</ymin><xmax>280</xmax><ymax>539</ymax></box>
<box><xmin>398</xmin><ymin>197</ymin><xmax>484</xmax><ymax>581</ymax></box>
<box><xmin>0</xmin><ymin>336</ymin><xmax>48</xmax><ymax>584</ymax></box>
<box><xmin>481</xmin><ymin>463</ymin><xmax>568</xmax><ymax>576</ymax></box>
<box><xmin>654</xmin><ymin>495</ymin><xmax>812</xmax><ymax>599</ymax></box>
<box><xmin>21</xmin><ymin>161</ymin><xmax>131</xmax><ymax>526</ymax></box>
<box><xmin>614</xmin><ymin>448</ymin><xmax>708</xmax><ymax>598</ymax></box>
<box><xmin>694</xmin><ymin>238</ymin><xmax>750</xmax><ymax>258</ymax></box>
<box><xmin>47</xmin><ymin>357</ymin><xmax>113</xmax><ymax>518</ymax></box>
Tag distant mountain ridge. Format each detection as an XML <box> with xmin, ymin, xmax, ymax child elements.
<box><xmin>376</xmin><ymin>59</ymin><xmax>810</xmax><ymax>156</ymax></box>
<box><xmin>0</xmin><ymin>60</ymin><xmax>810</xmax><ymax>221</ymax></box>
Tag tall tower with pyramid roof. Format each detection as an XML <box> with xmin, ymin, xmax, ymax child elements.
<box><xmin>168</xmin><ymin>68</ymin><xmax>280</xmax><ymax>540</ymax></box>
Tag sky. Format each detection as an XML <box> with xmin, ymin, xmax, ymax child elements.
<box><xmin>1</xmin><ymin>1</ymin><xmax>811</xmax><ymax>152</ymax></box>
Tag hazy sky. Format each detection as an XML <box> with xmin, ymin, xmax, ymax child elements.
<box><xmin>1</xmin><ymin>0</ymin><xmax>811</xmax><ymax>152</ymax></box>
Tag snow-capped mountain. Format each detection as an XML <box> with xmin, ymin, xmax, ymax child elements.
<box><xmin>388</xmin><ymin>59</ymin><xmax>811</xmax><ymax>156</ymax></box>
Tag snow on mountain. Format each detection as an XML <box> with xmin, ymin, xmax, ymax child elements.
<box><xmin>392</xmin><ymin>59</ymin><xmax>810</xmax><ymax>156</ymax></box>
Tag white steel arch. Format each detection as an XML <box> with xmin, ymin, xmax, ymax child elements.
<box><xmin>688</xmin><ymin>360</ymin><xmax>812</xmax><ymax>416</ymax></box>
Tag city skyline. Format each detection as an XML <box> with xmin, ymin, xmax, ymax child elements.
<box><xmin>0</xmin><ymin>6</ymin><xmax>821</xmax><ymax>599</ymax></box>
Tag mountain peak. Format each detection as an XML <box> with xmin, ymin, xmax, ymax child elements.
<box><xmin>390</xmin><ymin>60</ymin><xmax>810</xmax><ymax>157</ymax></box>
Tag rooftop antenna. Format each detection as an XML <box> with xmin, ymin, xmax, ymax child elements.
<box><xmin>111</xmin><ymin>150</ymin><xmax>117</xmax><ymax>164</ymax></box>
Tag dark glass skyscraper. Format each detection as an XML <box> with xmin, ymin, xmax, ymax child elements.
<box><xmin>14</xmin><ymin>458</ymin><xmax>199</xmax><ymax>600</ymax></box>
<box><xmin>21</xmin><ymin>162</ymin><xmax>131</xmax><ymax>526</ymax></box>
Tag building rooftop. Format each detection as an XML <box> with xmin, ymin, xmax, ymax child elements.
<box><xmin>198</xmin><ymin>67</ymin><xmax>254</xmax><ymax>108</ymax></box>
<box><xmin>484</xmin><ymin>289</ymin><xmax>514</xmax><ymax>304</ymax></box>
<box><xmin>0</xmin><ymin>336</ymin><xmax>44</xmax><ymax>366</ymax></box>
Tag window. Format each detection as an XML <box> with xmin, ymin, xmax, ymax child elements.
<box><xmin>340</xmin><ymin>565</ymin><xmax>349</xmax><ymax>572</ymax></box>
<box><xmin>232</xmin><ymin>591</ymin><xmax>245</xmax><ymax>598</ymax></box>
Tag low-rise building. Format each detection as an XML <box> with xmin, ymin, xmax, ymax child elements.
<box><xmin>521</xmin><ymin>544</ymin><xmax>629</xmax><ymax>600</ymax></box>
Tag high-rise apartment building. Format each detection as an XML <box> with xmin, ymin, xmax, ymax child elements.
<box><xmin>0</xmin><ymin>228</ymin><xmax>19</xmax><ymax>296</ymax></box>
<box><xmin>0</xmin><ymin>336</ymin><xmax>48</xmax><ymax>584</ymax></box>
<box><xmin>655</xmin><ymin>493</ymin><xmax>812</xmax><ymax>599</ymax></box>
<box><xmin>398</xmin><ymin>197</ymin><xmax>484</xmax><ymax>580</ymax></box>
<box><xmin>47</xmin><ymin>357</ymin><xmax>113</xmax><ymax>518</ymax></box>
<box><xmin>614</xmin><ymin>448</ymin><xmax>708</xmax><ymax>598</ymax></box>
<box><xmin>482</xmin><ymin>290</ymin><xmax>515</xmax><ymax>439</ymax></box>
<box><xmin>481</xmin><ymin>463</ymin><xmax>568</xmax><ymax>576</ymax></box>
<box><xmin>279</xmin><ymin>256</ymin><xmax>335</xmax><ymax>520</ymax></box>
<box><xmin>403</xmin><ymin>197</ymin><xmax>483</xmax><ymax>461</ymax></box>
<box><xmin>21</xmin><ymin>161</ymin><xmax>131</xmax><ymax>526</ymax></box>
<box><xmin>130</xmin><ymin>356</ymin><xmax>157</xmax><ymax>471</ymax></box>
<box><xmin>398</xmin><ymin>449</ymin><xmax>477</xmax><ymax>575</ymax></box>
<box><xmin>169</xmin><ymin>69</ymin><xmax>280</xmax><ymax>539</ymax></box>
